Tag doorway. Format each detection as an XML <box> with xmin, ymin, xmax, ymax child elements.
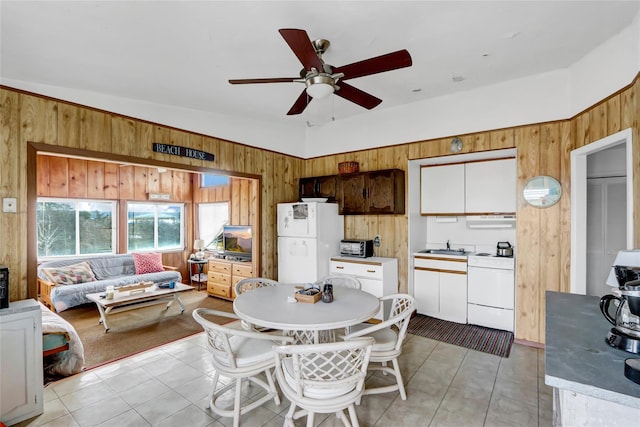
<box><xmin>570</xmin><ymin>128</ymin><xmax>634</xmax><ymax>294</ymax></box>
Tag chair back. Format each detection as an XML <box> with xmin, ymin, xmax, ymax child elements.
<box><xmin>235</xmin><ymin>277</ymin><xmax>279</xmax><ymax>295</ymax></box>
<box><xmin>273</xmin><ymin>338</ymin><xmax>374</xmax><ymax>399</ymax></box>
<box><xmin>316</xmin><ymin>274</ymin><xmax>361</xmax><ymax>289</ymax></box>
<box><xmin>384</xmin><ymin>293</ymin><xmax>416</xmax><ymax>351</ymax></box>
<box><xmin>193</xmin><ymin>308</ymin><xmax>239</xmax><ymax>369</ymax></box>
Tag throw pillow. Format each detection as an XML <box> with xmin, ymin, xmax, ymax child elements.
<box><xmin>41</xmin><ymin>261</ymin><xmax>97</xmax><ymax>286</ymax></box>
<box><xmin>132</xmin><ymin>252</ymin><xmax>165</xmax><ymax>274</ymax></box>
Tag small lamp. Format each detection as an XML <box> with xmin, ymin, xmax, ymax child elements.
<box><xmin>194</xmin><ymin>239</ymin><xmax>205</xmax><ymax>260</ymax></box>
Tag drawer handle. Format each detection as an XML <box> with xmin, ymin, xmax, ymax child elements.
<box><xmin>366</xmin><ymin>270</ymin><xmax>376</xmax><ymax>273</ymax></box>
<box><xmin>336</xmin><ymin>266</ymin><xmax>344</xmax><ymax>269</ymax></box>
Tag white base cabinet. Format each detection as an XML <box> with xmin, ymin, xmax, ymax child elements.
<box><xmin>1</xmin><ymin>299</ymin><xmax>43</xmax><ymax>426</ymax></box>
<box><xmin>330</xmin><ymin>256</ymin><xmax>398</xmax><ymax>320</ymax></box>
<box><xmin>413</xmin><ymin>255</ymin><xmax>467</xmax><ymax>323</ymax></box>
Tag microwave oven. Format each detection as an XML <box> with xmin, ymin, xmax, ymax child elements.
<box><xmin>340</xmin><ymin>240</ymin><xmax>374</xmax><ymax>258</ymax></box>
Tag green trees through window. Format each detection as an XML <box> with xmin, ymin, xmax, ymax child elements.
<box><xmin>127</xmin><ymin>203</ymin><xmax>184</xmax><ymax>251</ymax></box>
<box><xmin>37</xmin><ymin>199</ymin><xmax>115</xmax><ymax>258</ymax></box>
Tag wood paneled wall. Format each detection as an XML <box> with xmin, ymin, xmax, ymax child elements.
<box><xmin>0</xmin><ymin>89</ymin><xmax>303</xmax><ymax>303</ymax></box>
<box><xmin>302</xmin><ymin>75</ymin><xmax>639</xmax><ymax>344</ymax></box>
<box><xmin>34</xmin><ymin>155</ymin><xmax>256</xmax><ymax>276</ymax></box>
<box><xmin>1</xmin><ymin>73</ymin><xmax>638</xmax><ymax>344</ymax></box>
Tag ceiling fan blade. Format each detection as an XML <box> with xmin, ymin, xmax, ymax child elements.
<box><xmin>287</xmin><ymin>90</ymin><xmax>311</xmax><ymax>115</ymax></box>
<box><xmin>335</xmin><ymin>82</ymin><xmax>382</xmax><ymax>110</ymax></box>
<box><xmin>279</xmin><ymin>28</ymin><xmax>324</xmax><ymax>71</ymax></box>
<box><xmin>229</xmin><ymin>77</ymin><xmax>299</xmax><ymax>84</ymax></box>
<box><xmin>333</xmin><ymin>49</ymin><xmax>412</xmax><ymax>80</ymax></box>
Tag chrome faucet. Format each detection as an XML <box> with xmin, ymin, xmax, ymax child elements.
<box><xmin>446</xmin><ymin>240</ymin><xmax>451</xmax><ymax>250</ymax></box>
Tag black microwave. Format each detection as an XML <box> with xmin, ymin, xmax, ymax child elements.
<box><xmin>340</xmin><ymin>240</ymin><xmax>374</xmax><ymax>258</ymax></box>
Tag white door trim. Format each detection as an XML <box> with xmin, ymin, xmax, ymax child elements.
<box><xmin>570</xmin><ymin>128</ymin><xmax>634</xmax><ymax>294</ymax></box>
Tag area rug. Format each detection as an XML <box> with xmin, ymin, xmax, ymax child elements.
<box><xmin>408</xmin><ymin>314</ymin><xmax>514</xmax><ymax>358</ymax></box>
<box><xmin>58</xmin><ymin>289</ymin><xmax>234</xmax><ymax>369</ymax></box>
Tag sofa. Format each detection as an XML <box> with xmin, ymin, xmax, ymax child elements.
<box><xmin>37</xmin><ymin>253</ymin><xmax>182</xmax><ymax>312</ymax></box>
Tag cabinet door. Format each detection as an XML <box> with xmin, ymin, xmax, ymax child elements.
<box><xmin>299</xmin><ymin>177</ymin><xmax>318</xmax><ymax>199</ymax></box>
<box><xmin>414</xmin><ymin>269</ymin><xmax>439</xmax><ymax>316</ymax></box>
<box><xmin>368</xmin><ymin>170</ymin><xmax>405</xmax><ymax>214</ymax></box>
<box><xmin>0</xmin><ymin>309</ymin><xmax>43</xmax><ymax>425</ymax></box>
<box><xmin>316</xmin><ymin>176</ymin><xmax>338</xmax><ymax>200</ymax></box>
<box><xmin>421</xmin><ymin>164</ymin><xmax>465</xmax><ymax>214</ymax></box>
<box><xmin>438</xmin><ymin>272</ymin><xmax>467</xmax><ymax>323</ymax></box>
<box><xmin>465</xmin><ymin>158</ymin><xmax>516</xmax><ymax>213</ymax></box>
<box><xmin>340</xmin><ymin>174</ymin><xmax>368</xmax><ymax>214</ymax></box>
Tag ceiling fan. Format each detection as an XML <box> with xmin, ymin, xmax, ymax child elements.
<box><xmin>229</xmin><ymin>28</ymin><xmax>412</xmax><ymax>115</ymax></box>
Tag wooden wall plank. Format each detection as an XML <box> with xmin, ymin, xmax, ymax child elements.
<box><xmin>104</xmin><ymin>162</ymin><xmax>119</xmax><ymax>200</ymax></box>
<box><xmin>81</xmin><ymin>109</ymin><xmax>111</xmax><ymax>152</ymax></box>
<box><xmin>48</xmin><ymin>156</ymin><xmax>69</xmax><ymax>197</ymax></box>
<box><xmin>58</xmin><ymin>104</ymin><xmax>81</xmax><ymax>148</ymax></box>
<box><xmin>119</xmin><ymin>165</ymin><xmax>135</xmax><ymax>200</ymax></box>
<box><xmin>87</xmin><ymin>160</ymin><xmax>105</xmax><ymax>199</ymax></box>
<box><xmin>68</xmin><ymin>158</ymin><xmax>88</xmax><ymax>198</ymax></box>
<box><xmin>36</xmin><ymin>155</ymin><xmax>50</xmax><ymax>197</ymax></box>
<box><xmin>133</xmin><ymin>166</ymin><xmax>149</xmax><ymax>200</ymax></box>
<box><xmin>111</xmin><ymin>116</ymin><xmax>136</xmax><ymax>157</ymax></box>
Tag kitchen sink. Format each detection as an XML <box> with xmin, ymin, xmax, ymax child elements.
<box><xmin>419</xmin><ymin>249</ymin><xmax>469</xmax><ymax>255</ymax></box>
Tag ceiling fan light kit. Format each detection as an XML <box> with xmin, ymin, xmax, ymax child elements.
<box><xmin>229</xmin><ymin>28</ymin><xmax>412</xmax><ymax>115</ymax></box>
<box><xmin>305</xmin><ymin>74</ymin><xmax>335</xmax><ymax>99</ymax></box>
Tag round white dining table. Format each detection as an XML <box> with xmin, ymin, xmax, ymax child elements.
<box><xmin>233</xmin><ymin>283</ymin><xmax>380</xmax><ymax>333</ymax></box>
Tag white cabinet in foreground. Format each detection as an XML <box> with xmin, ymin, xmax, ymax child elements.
<box><xmin>1</xmin><ymin>299</ymin><xmax>43</xmax><ymax>426</ymax></box>
<box><xmin>330</xmin><ymin>256</ymin><xmax>398</xmax><ymax>320</ymax></box>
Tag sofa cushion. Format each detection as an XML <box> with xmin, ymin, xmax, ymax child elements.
<box><xmin>132</xmin><ymin>252</ymin><xmax>165</xmax><ymax>274</ymax></box>
<box><xmin>88</xmin><ymin>254</ymin><xmax>136</xmax><ymax>280</ymax></box>
<box><xmin>41</xmin><ymin>261</ymin><xmax>97</xmax><ymax>286</ymax></box>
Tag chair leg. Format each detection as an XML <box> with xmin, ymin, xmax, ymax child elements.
<box><xmin>392</xmin><ymin>358</ymin><xmax>407</xmax><ymax>400</ymax></box>
<box><xmin>347</xmin><ymin>404</ymin><xmax>359</xmax><ymax>427</ymax></box>
<box><xmin>207</xmin><ymin>372</ymin><xmax>219</xmax><ymax>409</ymax></box>
<box><xmin>285</xmin><ymin>403</ymin><xmax>297</xmax><ymax>427</ymax></box>
<box><xmin>265</xmin><ymin>369</ymin><xmax>280</xmax><ymax>405</ymax></box>
<box><xmin>233</xmin><ymin>377</ymin><xmax>242</xmax><ymax>427</ymax></box>
<box><xmin>305</xmin><ymin>411</ymin><xmax>315</xmax><ymax>427</ymax></box>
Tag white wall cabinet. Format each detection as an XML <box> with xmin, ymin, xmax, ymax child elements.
<box><xmin>330</xmin><ymin>256</ymin><xmax>398</xmax><ymax>320</ymax></box>
<box><xmin>465</xmin><ymin>158</ymin><xmax>517</xmax><ymax>213</ymax></box>
<box><xmin>420</xmin><ymin>158</ymin><xmax>516</xmax><ymax>215</ymax></box>
<box><xmin>413</xmin><ymin>255</ymin><xmax>467</xmax><ymax>323</ymax></box>
<box><xmin>420</xmin><ymin>163</ymin><xmax>465</xmax><ymax>214</ymax></box>
<box><xmin>0</xmin><ymin>299</ymin><xmax>43</xmax><ymax>426</ymax></box>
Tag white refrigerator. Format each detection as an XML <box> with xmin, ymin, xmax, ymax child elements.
<box><xmin>277</xmin><ymin>202</ymin><xmax>344</xmax><ymax>284</ymax></box>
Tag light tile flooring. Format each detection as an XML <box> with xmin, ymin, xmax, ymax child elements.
<box><xmin>19</xmin><ymin>333</ymin><xmax>552</xmax><ymax>426</ymax></box>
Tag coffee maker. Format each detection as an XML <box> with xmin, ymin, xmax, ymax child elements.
<box><xmin>600</xmin><ymin>249</ymin><xmax>640</xmax><ymax>353</ymax></box>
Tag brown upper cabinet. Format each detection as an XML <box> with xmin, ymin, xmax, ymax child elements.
<box><xmin>339</xmin><ymin>169</ymin><xmax>405</xmax><ymax>215</ymax></box>
<box><xmin>298</xmin><ymin>175</ymin><xmax>339</xmax><ymax>201</ymax></box>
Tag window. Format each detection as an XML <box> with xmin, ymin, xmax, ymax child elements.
<box><xmin>201</xmin><ymin>174</ymin><xmax>230</xmax><ymax>188</ymax></box>
<box><xmin>37</xmin><ymin>198</ymin><xmax>116</xmax><ymax>258</ymax></box>
<box><xmin>127</xmin><ymin>202</ymin><xmax>185</xmax><ymax>252</ymax></box>
<box><xmin>198</xmin><ymin>202</ymin><xmax>229</xmax><ymax>250</ymax></box>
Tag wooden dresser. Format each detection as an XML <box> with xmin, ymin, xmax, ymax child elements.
<box><xmin>207</xmin><ymin>258</ymin><xmax>253</xmax><ymax>300</ymax></box>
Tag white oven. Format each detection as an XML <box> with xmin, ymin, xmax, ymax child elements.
<box><xmin>467</xmin><ymin>255</ymin><xmax>515</xmax><ymax>332</ymax></box>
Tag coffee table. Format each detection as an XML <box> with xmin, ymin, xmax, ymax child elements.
<box><xmin>86</xmin><ymin>283</ymin><xmax>194</xmax><ymax>332</ymax></box>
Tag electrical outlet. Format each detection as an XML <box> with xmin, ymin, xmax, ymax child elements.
<box><xmin>2</xmin><ymin>197</ymin><xmax>17</xmax><ymax>213</ymax></box>
<box><xmin>374</xmin><ymin>235</ymin><xmax>381</xmax><ymax>247</ymax></box>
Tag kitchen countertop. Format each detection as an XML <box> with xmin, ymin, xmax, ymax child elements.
<box><xmin>545</xmin><ymin>291</ymin><xmax>640</xmax><ymax>408</ymax></box>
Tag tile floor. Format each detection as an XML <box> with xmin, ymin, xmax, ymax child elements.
<box><xmin>18</xmin><ymin>333</ymin><xmax>552</xmax><ymax>426</ymax></box>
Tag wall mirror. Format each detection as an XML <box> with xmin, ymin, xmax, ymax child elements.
<box><xmin>523</xmin><ymin>175</ymin><xmax>562</xmax><ymax>208</ymax></box>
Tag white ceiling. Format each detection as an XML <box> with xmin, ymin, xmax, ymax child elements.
<box><xmin>1</xmin><ymin>1</ymin><xmax>639</xmax><ymax>133</ymax></box>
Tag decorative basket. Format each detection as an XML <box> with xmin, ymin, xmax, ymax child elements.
<box><xmin>294</xmin><ymin>289</ymin><xmax>322</xmax><ymax>304</ymax></box>
<box><xmin>338</xmin><ymin>161</ymin><xmax>359</xmax><ymax>174</ymax></box>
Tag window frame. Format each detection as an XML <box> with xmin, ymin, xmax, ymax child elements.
<box><xmin>126</xmin><ymin>201</ymin><xmax>186</xmax><ymax>253</ymax></box>
<box><xmin>36</xmin><ymin>197</ymin><xmax>117</xmax><ymax>260</ymax></box>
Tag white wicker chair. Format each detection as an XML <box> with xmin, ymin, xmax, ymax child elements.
<box><xmin>234</xmin><ymin>277</ymin><xmax>279</xmax><ymax>296</ymax></box>
<box><xmin>273</xmin><ymin>337</ymin><xmax>375</xmax><ymax>427</ymax></box>
<box><xmin>192</xmin><ymin>308</ymin><xmax>293</xmax><ymax>427</ymax></box>
<box><xmin>343</xmin><ymin>293</ymin><xmax>416</xmax><ymax>401</ymax></box>
<box><xmin>234</xmin><ymin>277</ymin><xmax>279</xmax><ymax>331</ymax></box>
<box><xmin>316</xmin><ymin>274</ymin><xmax>361</xmax><ymax>290</ymax></box>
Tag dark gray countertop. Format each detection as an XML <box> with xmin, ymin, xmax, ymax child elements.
<box><xmin>545</xmin><ymin>291</ymin><xmax>640</xmax><ymax>408</ymax></box>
